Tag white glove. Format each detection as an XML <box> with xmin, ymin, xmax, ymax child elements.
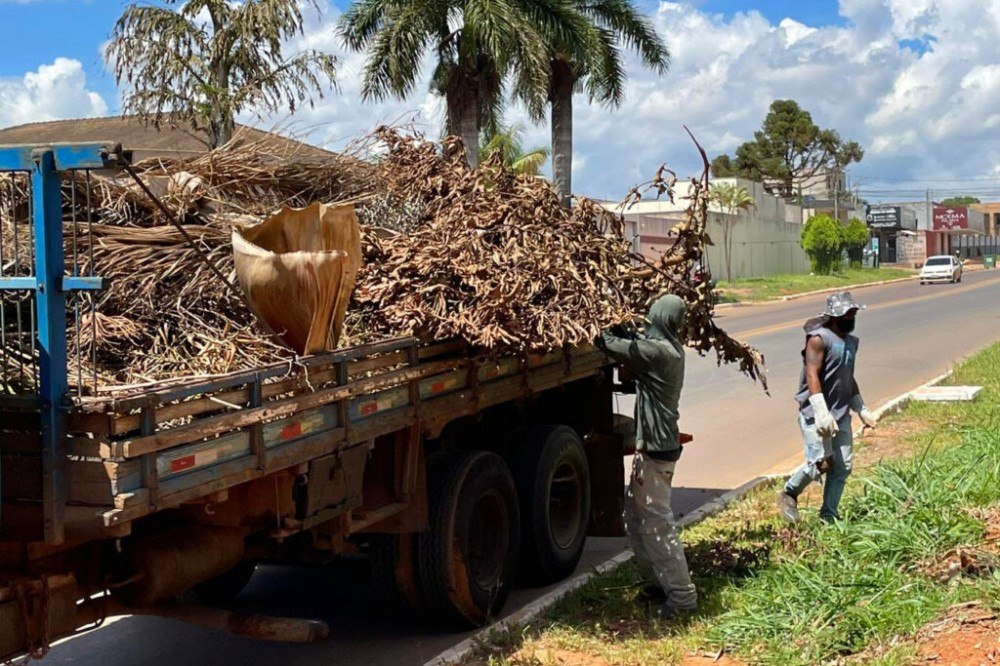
<box><xmin>809</xmin><ymin>393</ymin><xmax>839</xmax><ymax>438</ymax></box>
<box><xmin>850</xmin><ymin>394</ymin><xmax>877</xmax><ymax>429</ymax></box>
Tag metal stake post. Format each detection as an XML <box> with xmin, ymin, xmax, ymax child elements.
<box><xmin>31</xmin><ymin>149</ymin><xmax>69</xmax><ymax>543</ymax></box>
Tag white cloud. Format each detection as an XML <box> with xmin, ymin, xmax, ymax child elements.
<box><xmin>0</xmin><ymin>58</ymin><xmax>108</xmax><ymax>127</ymax></box>
<box><xmin>12</xmin><ymin>1</ymin><xmax>1000</xmax><ymax>201</ymax></box>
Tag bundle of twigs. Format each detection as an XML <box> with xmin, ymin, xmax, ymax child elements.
<box><xmin>352</xmin><ymin>128</ymin><xmax>766</xmax><ymax>388</ymax></box>
<box><xmin>0</xmin><ymin>127</ymin><xmax>765</xmax><ymax>394</ymax></box>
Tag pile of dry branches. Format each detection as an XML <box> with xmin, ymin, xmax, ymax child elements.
<box><xmin>0</xmin><ymin>127</ymin><xmax>765</xmax><ymax>394</ymax></box>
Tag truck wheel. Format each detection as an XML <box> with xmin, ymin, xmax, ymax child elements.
<box><xmin>191</xmin><ymin>560</ymin><xmax>256</xmax><ymax>605</ymax></box>
<box><xmin>369</xmin><ymin>533</ymin><xmax>425</xmax><ymax>618</ymax></box>
<box><xmin>511</xmin><ymin>426</ymin><xmax>590</xmax><ymax>585</ymax></box>
<box><xmin>418</xmin><ymin>451</ymin><xmax>520</xmax><ymax>628</ymax></box>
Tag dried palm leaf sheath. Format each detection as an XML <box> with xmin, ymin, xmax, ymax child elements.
<box><xmin>233</xmin><ymin>203</ymin><xmax>362</xmax><ymax>355</ymax></box>
<box><xmin>0</xmin><ymin>128</ymin><xmax>765</xmax><ymax>395</ymax></box>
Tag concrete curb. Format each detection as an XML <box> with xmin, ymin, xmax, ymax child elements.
<box><xmin>778</xmin><ymin>275</ymin><xmax>917</xmax><ymax>302</ymax></box>
<box><xmin>714</xmin><ymin>274</ymin><xmax>917</xmax><ymax>310</ymax></box>
<box><xmin>424</xmin><ymin>368</ymin><xmax>961</xmax><ymax>666</ymax></box>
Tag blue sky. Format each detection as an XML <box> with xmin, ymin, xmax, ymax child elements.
<box><xmin>1</xmin><ymin>1</ymin><xmax>999</xmax><ymax>202</ymax></box>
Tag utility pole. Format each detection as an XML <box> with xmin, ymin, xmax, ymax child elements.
<box><xmin>926</xmin><ymin>188</ymin><xmax>933</xmax><ymax>253</ymax></box>
<box><xmin>833</xmin><ymin>169</ymin><xmax>839</xmax><ymax>222</ymax></box>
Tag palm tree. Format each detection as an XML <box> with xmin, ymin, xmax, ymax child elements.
<box><xmin>106</xmin><ymin>0</ymin><xmax>337</xmax><ymax>148</ymax></box>
<box><xmin>339</xmin><ymin>0</ymin><xmax>588</xmax><ymax>167</ymax></box>
<box><xmin>480</xmin><ymin>123</ymin><xmax>550</xmax><ymax>176</ymax></box>
<box><xmin>534</xmin><ymin>1</ymin><xmax>670</xmax><ymax>206</ymax></box>
<box><xmin>709</xmin><ymin>181</ymin><xmax>756</xmax><ymax>283</ymax></box>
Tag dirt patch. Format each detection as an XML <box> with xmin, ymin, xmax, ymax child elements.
<box><xmin>913</xmin><ymin>605</ymin><xmax>1000</xmax><ymax>665</ymax></box>
<box><xmin>969</xmin><ymin>505</ymin><xmax>1000</xmax><ymax>543</ymax></box>
<box><xmin>852</xmin><ymin>418</ymin><xmax>929</xmax><ymax>470</ymax></box>
<box><xmin>922</xmin><ymin>547</ymin><xmax>1000</xmax><ymax>585</ymax></box>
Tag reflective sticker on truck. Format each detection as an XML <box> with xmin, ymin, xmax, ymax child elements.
<box><xmin>157</xmin><ymin>431</ymin><xmax>251</xmax><ymax>480</ymax></box>
<box><xmin>262</xmin><ymin>406</ymin><xmax>338</xmax><ymax>449</ymax></box>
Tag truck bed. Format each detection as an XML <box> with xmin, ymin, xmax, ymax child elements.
<box><xmin>1</xmin><ymin>336</ymin><xmax>609</xmax><ymax>544</ymax></box>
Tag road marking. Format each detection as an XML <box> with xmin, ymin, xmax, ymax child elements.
<box><xmin>734</xmin><ymin>276</ymin><xmax>1000</xmax><ymax>340</ymax></box>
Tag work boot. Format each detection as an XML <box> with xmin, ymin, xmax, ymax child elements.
<box><xmin>639</xmin><ymin>582</ymin><xmax>666</xmax><ymax>601</ymax></box>
<box><xmin>777</xmin><ymin>490</ymin><xmax>801</xmax><ymax>523</ymax></box>
<box><xmin>655</xmin><ymin>602</ymin><xmax>696</xmax><ymax>621</ymax></box>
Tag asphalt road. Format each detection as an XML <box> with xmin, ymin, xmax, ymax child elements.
<box><xmin>44</xmin><ymin>269</ymin><xmax>1000</xmax><ymax>666</ymax></box>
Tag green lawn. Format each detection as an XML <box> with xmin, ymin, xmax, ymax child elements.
<box><xmin>717</xmin><ymin>267</ymin><xmax>915</xmax><ymax>303</ymax></box>
<box><xmin>465</xmin><ymin>342</ymin><xmax>1000</xmax><ymax>666</ymax></box>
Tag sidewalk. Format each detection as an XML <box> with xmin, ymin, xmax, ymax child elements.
<box><xmin>717</xmin><ymin>262</ymin><xmax>990</xmax><ymax>308</ymax></box>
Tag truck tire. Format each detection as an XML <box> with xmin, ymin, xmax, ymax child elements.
<box><xmin>191</xmin><ymin>560</ymin><xmax>256</xmax><ymax>605</ymax></box>
<box><xmin>369</xmin><ymin>533</ymin><xmax>425</xmax><ymax>618</ymax></box>
<box><xmin>418</xmin><ymin>451</ymin><xmax>520</xmax><ymax>628</ymax></box>
<box><xmin>511</xmin><ymin>426</ymin><xmax>590</xmax><ymax>585</ymax></box>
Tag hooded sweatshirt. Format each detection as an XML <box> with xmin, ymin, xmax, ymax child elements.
<box><xmin>600</xmin><ymin>295</ymin><xmax>686</xmax><ymax>457</ymax></box>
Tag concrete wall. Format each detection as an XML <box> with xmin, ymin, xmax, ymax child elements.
<box><xmin>896</xmin><ymin>233</ymin><xmax>927</xmax><ymax>267</ymax></box>
<box><xmin>705</xmin><ymin>212</ymin><xmax>811</xmax><ymax>280</ymax></box>
<box><xmin>629</xmin><ymin>210</ymin><xmax>810</xmax><ymax>280</ymax></box>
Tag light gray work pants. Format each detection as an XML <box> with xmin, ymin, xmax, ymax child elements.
<box><xmin>785</xmin><ymin>413</ymin><xmax>854</xmax><ymax>521</ymax></box>
<box><xmin>624</xmin><ymin>453</ymin><xmax>697</xmax><ymax>610</ymax></box>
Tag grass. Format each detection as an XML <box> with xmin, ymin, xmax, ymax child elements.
<box><xmin>465</xmin><ymin>342</ymin><xmax>1000</xmax><ymax>666</ymax></box>
<box><xmin>716</xmin><ymin>267</ymin><xmax>915</xmax><ymax>303</ymax></box>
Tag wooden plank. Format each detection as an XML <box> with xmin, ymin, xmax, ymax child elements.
<box><xmin>117</xmin><ymin>359</ymin><xmax>461</xmax><ymax>459</ymax></box>
<box><xmin>418</xmin><ymin>339</ymin><xmax>466</xmax><ymax>360</ymax></box>
<box><xmin>114</xmin><ymin>488</ymin><xmax>150</xmax><ymax>510</ymax></box>
<box><xmin>347</xmin><ymin>350</ymin><xmax>408</xmax><ymax>378</ymax></box>
<box><xmin>347</xmin><ymin>408</ymin><xmax>415</xmax><ymax>445</ymax></box>
<box><xmin>157</xmin><ymin>455</ymin><xmax>258</xmax><ymax>500</ymax></box>
<box><xmin>350</xmin><ymin>502</ymin><xmax>408</xmax><ymax>533</ymax></box>
<box><xmin>156</xmin><ymin>431</ymin><xmax>251</xmax><ymax>481</ymax></box>
<box><xmin>68</xmin><ymin>460</ymin><xmax>141</xmax><ymax>505</ymax></box>
<box><xmin>348</xmin><ymin>386</ymin><xmax>410</xmax><ymax>423</ymax></box>
<box><xmin>105</xmin><ymin>337</ymin><xmax>417</xmax><ymax>413</ymax></box>
<box><xmin>265</xmin><ymin>428</ymin><xmax>346</xmax><ymax>473</ymax></box>
<box><xmin>67</xmin><ymin>412</ymin><xmax>114</xmax><ymax>435</ymax></box>
<box><xmin>262</xmin><ymin>405</ymin><xmax>338</xmax><ymax>449</ymax></box>
<box><xmin>418</xmin><ymin>368</ymin><xmax>468</xmax><ymax>400</ymax></box>
<box><xmin>67</xmin><ymin>436</ymin><xmax>114</xmax><ymax>459</ymax></box>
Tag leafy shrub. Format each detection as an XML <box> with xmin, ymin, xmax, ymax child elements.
<box><xmin>843</xmin><ymin>217</ymin><xmax>870</xmax><ymax>268</ymax></box>
<box><xmin>801</xmin><ymin>213</ymin><xmax>846</xmax><ymax>274</ymax></box>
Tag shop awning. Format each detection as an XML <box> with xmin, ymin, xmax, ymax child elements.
<box><xmin>932</xmin><ymin>228</ymin><xmax>984</xmax><ymax>236</ymax></box>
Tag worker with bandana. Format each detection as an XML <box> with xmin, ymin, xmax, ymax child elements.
<box><xmin>778</xmin><ymin>292</ymin><xmax>877</xmax><ymax>523</ymax></box>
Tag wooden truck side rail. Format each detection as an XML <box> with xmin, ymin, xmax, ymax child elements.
<box><xmin>29</xmin><ymin>336</ymin><xmax>609</xmax><ymax>542</ymax></box>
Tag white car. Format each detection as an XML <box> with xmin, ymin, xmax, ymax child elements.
<box><xmin>919</xmin><ymin>255</ymin><xmax>963</xmax><ymax>284</ymax></box>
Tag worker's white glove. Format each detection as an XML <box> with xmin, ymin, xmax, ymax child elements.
<box><xmin>850</xmin><ymin>394</ymin><xmax>877</xmax><ymax>429</ymax></box>
<box><xmin>809</xmin><ymin>393</ymin><xmax>839</xmax><ymax>438</ymax></box>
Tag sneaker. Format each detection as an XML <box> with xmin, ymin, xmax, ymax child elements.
<box><xmin>655</xmin><ymin>602</ymin><xmax>696</xmax><ymax>620</ymax></box>
<box><xmin>777</xmin><ymin>490</ymin><xmax>801</xmax><ymax>523</ymax></box>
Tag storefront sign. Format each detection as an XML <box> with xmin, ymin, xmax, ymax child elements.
<box><xmin>933</xmin><ymin>206</ymin><xmax>968</xmax><ymax>230</ymax></box>
<box><xmin>866</xmin><ymin>206</ymin><xmax>901</xmax><ymax>230</ymax></box>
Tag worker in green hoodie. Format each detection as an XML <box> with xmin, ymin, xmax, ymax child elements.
<box><xmin>598</xmin><ymin>294</ymin><xmax>697</xmax><ymax>619</ymax></box>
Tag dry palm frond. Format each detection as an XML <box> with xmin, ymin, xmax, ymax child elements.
<box><xmin>0</xmin><ymin>127</ymin><xmax>765</xmax><ymax>396</ymax></box>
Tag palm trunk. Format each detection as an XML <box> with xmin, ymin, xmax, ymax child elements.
<box><xmin>550</xmin><ymin>60</ymin><xmax>574</xmax><ymax>208</ymax></box>
<box><xmin>458</xmin><ymin>94</ymin><xmax>479</xmax><ymax>168</ymax></box>
<box><xmin>447</xmin><ymin>87</ymin><xmax>480</xmax><ymax>168</ymax></box>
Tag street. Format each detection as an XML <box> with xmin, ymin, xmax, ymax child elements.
<box><xmin>43</xmin><ymin>270</ymin><xmax>1000</xmax><ymax>666</ymax></box>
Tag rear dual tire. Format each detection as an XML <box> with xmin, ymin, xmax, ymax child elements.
<box><xmin>419</xmin><ymin>451</ymin><xmax>520</xmax><ymax>628</ymax></box>
<box><xmin>510</xmin><ymin>426</ymin><xmax>590</xmax><ymax>586</ymax></box>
